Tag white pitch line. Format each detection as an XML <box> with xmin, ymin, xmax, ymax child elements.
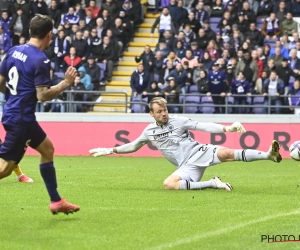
<box><xmin>145</xmin><ymin>209</ymin><xmax>300</xmax><ymax>250</ymax></box>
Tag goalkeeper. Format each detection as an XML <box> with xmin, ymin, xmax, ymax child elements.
<box><xmin>90</xmin><ymin>97</ymin><xmax>282</xmax><ymax>191</ymax></box>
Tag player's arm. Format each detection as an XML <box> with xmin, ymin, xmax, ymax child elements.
<box><xmin>195</xmin><ymin>122</ymin><xmax>246</xmax><ymax>134</ymax></box>
<box><xmin>36</xmin><ymin>67</ymin><xmax>77</xmax><ymax>102</ymax></box>
<box><xmin>89</xmin><ymin>131</ymin><xmax>149</xmax><ymax>157</ymax></box>
<box><xmin>0</xmin><ymin>75</ymin><xmax>6</xmax><ymax>94</ymax></box>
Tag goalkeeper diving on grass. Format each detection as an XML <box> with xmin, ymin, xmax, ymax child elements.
<box><xmin>89</xmin><ymin>97</ymin><xmax>282</xmax><ymax>191</ymax></box>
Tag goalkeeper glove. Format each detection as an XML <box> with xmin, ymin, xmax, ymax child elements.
<box><xmin>225</xmin><ymin>122</ymin><xmax>246</xmax><ymax>134</ymax></box>
<box><xmin>89</xmin><ymin>148</ymin><xmax>115</xmax><ymax>157</ymax></box>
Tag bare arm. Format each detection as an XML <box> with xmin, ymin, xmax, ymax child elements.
<box><xmin>0</xmin><ymin>75</ymin><xmax>6</xmax><ymax>94</ymax></box>
<box><xmin>195</xmin><ymin>122</ymin><xmax>246</xmax><ymax>134</ymax></box>
<box><xmin>36</xmin><ymin>67</ymin><xmax>77</xmax><ymax>102</ymax></box>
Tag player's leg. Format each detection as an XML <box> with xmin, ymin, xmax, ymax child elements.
<box><xmin>0</xmin><ymin>138</ymin><xmax>33</xmax><ymax>182</ymax></box>
<box><xmin>217</xmin><ymin>140</ymin><xmax>282</xmax><ymax>163</ymax></box>
<box><xmin>31</xmin><ymin>122</ymin><xmax>79</xmax><ymax>214</ymax></box>
<box><xmin>0</xmin><ymin>159</ymin><xmax>18</xmax><ymax>179</ymax></box>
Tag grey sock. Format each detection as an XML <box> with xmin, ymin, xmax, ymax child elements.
<box><xmin>179</xmin><ymin>180</ymin><xmax>217</xmax><ymax>190</ymax></box>
<box><xmin>234</xmin><ymin>149</ymin><xmax>269</xmax><ymax>162</ymax></box>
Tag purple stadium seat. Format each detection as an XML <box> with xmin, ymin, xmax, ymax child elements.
<box><xmin>54</xmin><ymin>72</ymin><xmax>65</xmax><ymax>80</ymax></box>
<box><xmin>132</xmin><ymin>95</ymin><xmax>147</xmax><ymax>113</ymax></box>
<box><xmin>253</xmin><ymin>96</ymin><xmax>265</xmax><ymax>114</ymax></box>
<box><xmin>256</xmin><ymin>17</ymin><xmax>265</xmax><ymax>31</ymax></box>
<box><xmin>264</xmin><ymin>38</ymin><xmax>277</xmax><ymax>48</ymax></box>
<box><xmin>185</xmin><ymin>95</ymin><xmax>200</xmax><ymax>113</ymax></box>
<box><xmin>158</xmin><ymin>84</ymin><xmax>167</xmax><ymax>90</ymax></box>
<box><xmin>97</xmin><ymin>63</ymin><xmax>106</xmax><ymax>81</ymax></box>
<box><xmin>186</xmin><ymin>85</ymin><xmax>199</xmax><ymax>93</ymax></box>
<box><xmin>201</xmin><ymin>96</ymin><xmax>215</xmax><ymax>114</ymax></box>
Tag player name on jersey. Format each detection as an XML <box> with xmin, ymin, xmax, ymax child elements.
<box><xmin>12</xmin><ymin>51</ymin><xmax>27</xmax><ymax>63</ymax></box>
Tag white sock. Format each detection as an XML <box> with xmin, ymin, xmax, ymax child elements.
<box><xmin>179</xmin><ymin>180</ymin><xmax>217</xmax><ymax>190</ymax></box>
<box><xmin>234</xmin><ymin>149</ymin><xmax>269</xmax><ymax>162</ymax></box>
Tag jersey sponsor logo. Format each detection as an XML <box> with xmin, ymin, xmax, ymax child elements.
<box><xmin>44</xmin><ymin>59</ymin><xmax>50</xmax><ymax>63</ymax></box>
<box><xmin>153</xmin><ymin>131</ymin><xmax>171</xmax><ymax>140</ymax></box>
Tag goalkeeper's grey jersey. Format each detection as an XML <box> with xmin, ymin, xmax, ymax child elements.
<box><xmin>136</xmin><ymin>116</ymin><xmax>201</xmax><ymax>167</ymax></box>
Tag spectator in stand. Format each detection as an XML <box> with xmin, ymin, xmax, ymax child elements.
<box><xmin>292</xmin><ymin>0</ymin><xmax>300</xmax><ymax>18</ymax></box>
<box><xmin>86</xmin><ymin>0</ymin><xmax>100</xmax><ymax>19</ymax></box>
<box><xmin>75</xmin><ymin>3</ymin><xmax>85</xmax><ymax>20</ymax></box>
<box><xmin>14</xmin><ymin>0</ymin><xmax>29</xmax><ymax>19</ymax></box>
<box><xmin>288</xmin><ymin>80</ymin><xmax>300</xmax><ymax>114</ymax></box>
<box><xmin>258</xmin><ymin>0</ymin><xmax>273</xmax><ymax>16</ymax></box>
<box><xmin>181</xmin><ymin>49</ymin><xmax>198</xmax><ymax>68</ymax></box>
<box><xmin>61</xmin><ymin>7</ymin><xmax>80</xmax><ymax>25</ymax></box>
<box><xmin>269</xmin><ymin>46</ymin><xmax>284</xmax><ymax>67</ymax></box>
<box><xmin>0</xmin><ymin>11</ymin><xmax>12</xmax><ymax>37</ymax></box>
<box><xmin>71</xmin><ymin>31</ymin><xmax>89</xmax><ymax>62</ymax></box>
<box><xmin>0</xmin><ymin>0</ymin><xmax>14</xmax><ymax>16</ymax></box>
<box><xmin>53</xmin><ymin>30</ymin><xmax>71</xmax><ymax>72</ymax></box>
<box><xmin>207</xmin><ymin>62</ymin><xmax>227</xmax><ymax>113</ymax></box>
<box><xmin>182</xmin><ymin>23</ymin><xmax>196</xmax><ymax>45</ymax></box>
<box><xmin>130</xmin><ymin>64</ymin><xmax>151</xmax><ymax>98</ymax></box>
<box><xmin>135</xmin><ymin>45</ymin><xmax>155</xmax><ymax>73</ymax></box>
<box><xmin>143</xmin><ymin>81</ymin><xmax>163</xmax><ymax>108</ymax></box>
<box><xmin>8</xmin><ymin>8</ymin><xmax>28</xmax><ymax>46</ymax></box>
<box><xmin>174</xmin><ymin>40</ymin><xmax>186</xmax><ymax>59</ymax></box>
<box><xmin>206</xmin><ymin>40</ymin><xmax>220</xmax><ymax>62</ymax></box>
<box><xmin>288</xmin><ymin>32</ymin><xmax>299</xmax><ymax>51</ymax></box>
<box><xmin>69</xmin><ymin>24</ymin><xmax>79</xmax><ymax>42</ymax></box>
<box><xmin>252</xmin><ymin>50</ymin><xmax>264</xmax><ymax>79</ymax></box>
<box><xmin>226</xmin><ymin>1</ymin><xmax>238</xmax><ymax>23</ymax></box>
<box><xmin>235</xmin><ymin>12</ymin><xmax>249</xmax><ymax>34</ymax></box>
<box><xmin>262</xmin><ymin>44</ymin><xmax>271</xmax><ymax>63</ymax></box>
<box><xmin>248</xmin><ymin>0</ymin><xmax>259</xmax><ymax>15</ymax></box>
<box><xmin>276</xmin><ymin>58</ymin><xmax>298</xmax><ymax>95</ymax></box>
<box><xmin>181</xmin><ymin>12</ymin><xmax>201</xmax><ymax>34</ymax></box>
<box><xmin>69</xmin><ymin>75</ymin><xmax>87</xmax><ymax>113</ymax></box>
<box><xmin>163</xmin><ymin>51</ymin><xmax>181</xmax><ymax>67</ymax></box>
<box><xmin>162</xmin><ymin>60</ymin><xmax>175</xmax><ymax>83</ymax></box>
<box><xmin>84</xmin><ymin>55</ymin><xmax>101</xmax><ymax>90</ymax></box>
<box><xmin>97</xmin><ymin>36</ymin><xmax>115</xmax><ymax>83</ymax></box>
<box><xmin>167</xmin><ymin>62</ymin><xmax>188</xmax><ymax>93</ymax></box>
<box><xmin>235</xmin><ymin>51</ymin><xmax>258</xmax><ymax>87</ymax></box>
<box><xmin>177</xmin><ymin>0</ymin><xmax>188</xmax><ymax>23</ymax></box>
<box><xmin>190</xmin><ymin>41</ymin><xmax>204</xmax><ymax>61</ymax></box>
<box><xmin>173</xmin><ymin>31</ymin><xmax>188</xmax><ymax>50</ymax></box>
<box><xmin>95</xmin><ymin>18</ymin><xmax>106</xmax><ymax>39</ymax></box>
<box><xmin>78</xmin><ymin>65</ymin><xmax>93</xmax><ymax>91</ymax></box>
<box><xmin>241</xmin><ymin>1</ymin><xmax>256</xmax><ymax>23</ymax></box>
<box><xmin>63</xmin><ymin>20</ymin><xmax>72</xmax><ymax>37</ymax></box>
<box><xmin>270</xmin><ymin>40</ymin><xmax>289</xmax><ymax>59</ymax></box>
<box><xmin>196</xmin><ymin>70</ymin><xmax>210</xmax><ymax>94</ymax></box>
<box><xmin>78</xmin><ymin>19</ymin><xmax>88</xmax><ymax>33</ymax></box>
<box><xmin>202</xmin><ymin>51</ymin><xmax>213</xmax><ymax>70</ymax></box>
<box><xmin>225</xmin><ymin>64</ymin><xmax>235</xmax><ymax>89</ymax></box>
<box><xmin>245</xmin><ymin>23</ymin><xmax>264</xmax><ymax>49</ymax></box>
<box><xmin>169</xmin><ymin>0</ymin><xmax>181</xmax><ymax>25</ymax></box>
<box><xmin>0</xmin><ymin>25</ymin><xmax>11</xmax><ymax>61</ymax></box>
<box><xmin>228</xmin><ymin>71</ymin><xmax>252</xmax><ymax>114</ymax></box>
<box><xmin>193</xmin><ymin>2</ymin><xmax>209</xmax><ymax>26</ymax></box>
<box><xmin>276</xmin><ymin>1</ymin><xmax>288</xmax><ymax>22</ymax></box>
<box><xmin>265</xmin><ymin>58</ymin><xmax>277</xmax><ymax>76</ymax></box>
<box><xmin>99</xmin><ymin>9</ymin><xmax>112</xmax><ymax>30</ymax></box>
<box><xmin>161</xmin><ymin>78</ymin><xmax>182</xmax><ymax>113</ymax></box>
<box><xmin>32</xmin><ymin>0</ymin><xmax>49</xmax><ymax>16</ymax></box>
<box><xmin>90</xmin><ymin>28</ymin><xmax>102</xmax><ymax>58</ymax></box>
<box><xmin>195</xmin><ymin>28</ymin><xmax>209</xmax><ymax>51</ymax></box>
<box><xmin>162</xmin><ymin>30</ymin><xmax>175</xmax><ymax>50</ymax></box>
<box><xmin>49</xmin><ymin>0</ymin><xmax>61</xmax><ymax>29</ymax></box>
<box><xmin>85</xmin><ymin>9</ymin><xmax>97</xmax><ymax>30</ymax></box>
<box><xmin>101</xmin><ymin>0</ymin><xmax>117</xmax><ymax>17</ymax></box>
<box><xmin>211</xmin><ymin>0</ymin><xmax>224</xmax><ymax>17</ymax></box>
<box><xmin>255</xmin><ymin>69</ymin><xmax>269</xmax><ymax>94</ymax></box>
<box><xmin>112</xmin><ymin>18</ymin><xmax>130</xmax><ymax>58</ymax></box>
<box><xmin>154</xmin><ymin>40</ymin><xmax>170</xmax><ymax>58</ymax></box>
<box><xmin>261</xmin><ymin>12</ymin><xmax>282</xmax><ymax>40</ymax></box>
<box><xmin>64</xmin><ymin>47</ymin><xmax>82</xmax><ymax>70</ymax></box>
<box><xmin>151</xmin><ymin>7</ymin><xmax>177</xmax><ymax>40</ymax></box>
<box><xmin>263</xmin><ymin>71</ymin><xmax>285</xmax><ymax>114</ymax></box>
<box><xmin>289</xmin><ymin>49</ymin><xmax>300</xmax><ymax>71</ymax></box>
<box><xmin>150</xmin><ymin>50</ymin><xmax>164</xmax><ymax>82</ymax></box>
<box><xmin>203</xmin><ymin>20</ymin><xmax>216</xmax><ymax>42</ymax></box>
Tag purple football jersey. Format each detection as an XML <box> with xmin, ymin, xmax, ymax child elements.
<box><xmin>0</xmin><ymin>43</ymin><xmax>51</xmax><ymax>126</ymax></box>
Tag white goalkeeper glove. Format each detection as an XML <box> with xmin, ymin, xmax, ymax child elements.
<box><xmin>89</xmin><ymin>148</ymin><xmax>114</xmax><ymax>157</ymax></box>
<box><xmin>225</xmin><ymin>122</ymin><xmax>246</xmax><ymax>134</ymax></box>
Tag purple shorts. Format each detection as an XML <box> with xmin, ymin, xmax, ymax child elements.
<box><xmin>0</xmin><ymin>121</ymin><xmax>46</xmax><ymax>164</ymax></box>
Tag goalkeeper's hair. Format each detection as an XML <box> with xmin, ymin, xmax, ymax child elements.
<box><xmin>149</xmin><ymin>97</ymin><xmax>167</xmax><ymax>112</ymax></box>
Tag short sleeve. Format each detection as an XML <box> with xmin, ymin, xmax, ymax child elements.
<box><xmin>34</xmin><ymin>58</ymin><xmax>51</xmax><ymax>87</ymax></box>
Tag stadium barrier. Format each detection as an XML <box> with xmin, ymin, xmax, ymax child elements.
<box><xmin>0</xmin><ymin>113</ymin><xmax>297</xmax><ymax>158</ymax></box>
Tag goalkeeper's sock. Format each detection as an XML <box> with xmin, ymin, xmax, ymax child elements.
<box><xmin>179</xmin><ymin>180</ymin><xmax>216</xmax><ymax>190</ymax></box>
<box><xmin>40</xmin><ymin>162</ymin><xmax>61</xmax><ymax>202</ymax></box>
<box><xmin>234</xmin><ymin>149</ymin><xmax>269</xmax><ymax>162</ymax></box>
<box><xmin>13</xmin><ymin>165</ymin><xmax>23</xmax><ymax>177</ymax></box>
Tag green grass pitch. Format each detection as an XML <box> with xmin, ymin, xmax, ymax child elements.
<box><xmin>1</xmin><ymin>156</ymin><xmax>300</xmax><ymax>250</ymax></box>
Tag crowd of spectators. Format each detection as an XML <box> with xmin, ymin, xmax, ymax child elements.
<box><xmin>131</xmin><ymin>0</ymin><xmax>300</xmax><ymax>114</ymax></box>
<box><xmin>0</xmin><ymin>0</ymin><xmax>143</xmax><ymax>112</ymax></box>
